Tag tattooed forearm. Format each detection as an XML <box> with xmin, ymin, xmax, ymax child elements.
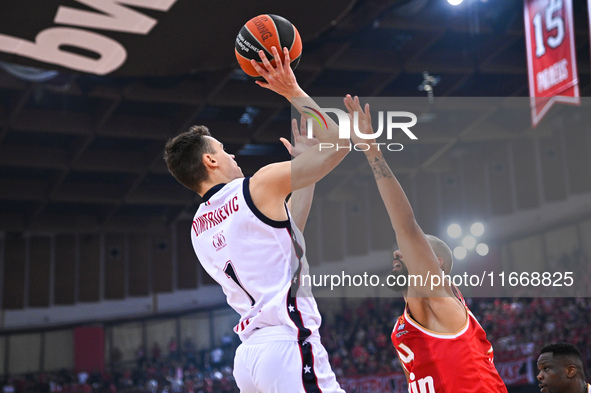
<box><xmin>369</xmin><ymin>156</ymin><xmax>394</xmax><ymax>180</ymax></box>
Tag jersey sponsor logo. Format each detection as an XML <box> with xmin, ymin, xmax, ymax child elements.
<box><xmin>396</xmin><ymin>330</ymin><xmax>408</xmax><ymax>338</ymax></box>
<box><xmin>193</xmin><ymin>195</ymin><xmax>239</xmax><ymax>236</ymax></box>
<box><xmin>408</xmin><ymin>373</ymin><xmax>435</xmax><ymax>393</ymax></box>
<box><xmin>396</xmin><ymin>343</ymin><xmax>414</xmax><ymax>364</ymax></box>
<box><xmin>212</xmin><ymin>230</ymin><xmax>227</xmax><ymax>251</ymax></box>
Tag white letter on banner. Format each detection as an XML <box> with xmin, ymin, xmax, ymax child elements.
<box><xmin>55</xmin><ymin>0</ymin><xmax>178</xmax><ymax>34</ymax></box>
<box><xmin>0</xmin><ymin>28</ymin><xmax>127</xmax><ymax>75</ymax></box>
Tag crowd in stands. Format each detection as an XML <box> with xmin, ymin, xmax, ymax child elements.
<box><xmin>318</xmin><ymin>296</ymin><xmax>591</xmax><ymax>379</ymax></box>
<box><xmin>2</xmin><ymin>296</ymin><xmax>590</xmax><ymax>392</ymax></box>
<box><xmin>1</xmin><ymin>335</ymin><xmax>241</xmax><ymax>393</ymax></box>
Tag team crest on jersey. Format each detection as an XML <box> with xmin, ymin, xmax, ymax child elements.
<box><xmin>397</xmin><ymin>323</ymin><xmax>405</xmax><ymax>331</ymax></box>
<box><xmin>212</xmin><ymin>231</ymin><xmax>227</xmax><ymax>251</ymax></box>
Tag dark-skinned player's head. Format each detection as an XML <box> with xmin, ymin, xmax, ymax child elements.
<box><xmin>387</xmin><ymin>235</ymin><xmax>453</xmax><ymax>292</ymax></box>
<box><xmin>537</xmin><ymin>342</ymin><xmax>586</xmax><ymax>393</ymax></box>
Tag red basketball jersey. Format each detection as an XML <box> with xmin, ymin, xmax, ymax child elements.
<box><xmin>391</xmin><ymin>290</ymin><xmax>508</xmax><ymax>393</ymax></box>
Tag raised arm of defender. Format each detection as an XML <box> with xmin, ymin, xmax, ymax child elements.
<box><xmin>283</xmin><ymin>116</ymin><xmax>318</xmax><ymax>232</ymax></box>
<box><xmin>343</xmin><ymin>95</ymin><xmax>444</xmax><ymax>295</ymax></box>
<box><xmin>344</xmin><ymin>95</ymin><xmax>466</xmax><ymax>333</ymax></box>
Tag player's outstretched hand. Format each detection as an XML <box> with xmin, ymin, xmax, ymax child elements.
<box><xmin>280</xmin><ymin>115</ymin><xmax>319</xmax><ymax>158</ymax></box>
<box><xmin>250</xmin><ymin>46</ymin><xmax>303</xmax><ymax>100</ymax></box>
<box><xmin>344</xmin><ymin>94</ymin><xmax>374</xmax><ymax>146</ymax></box>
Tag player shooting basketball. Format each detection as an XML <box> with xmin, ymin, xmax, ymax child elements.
<box><xmin>344</xmin><ymin>95</ymin><xmax>508</xmax><ymax>392</ymax></box>
<box><xmin>164</xmin><ymin>47</ymin><xmax>348</xmax><ymax>392</ymax></box>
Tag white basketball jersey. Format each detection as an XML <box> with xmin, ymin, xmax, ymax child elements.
<box><xmin>191</xmin><ymin>177</ymin><xmax>321</xmax><ymax>342</ymax></box>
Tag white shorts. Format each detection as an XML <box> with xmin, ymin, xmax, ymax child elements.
<box><xmin>233</xmin><ymin>330</ymin><xmax>345</xmax><ymax>393</ymax></box>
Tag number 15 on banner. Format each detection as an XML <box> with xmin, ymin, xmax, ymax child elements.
<box><xmin>524</xmin><ymin>0</ymin><xmax>579</xmax><ymax>127</ymax></box>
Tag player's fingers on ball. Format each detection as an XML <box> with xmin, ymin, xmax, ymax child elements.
<box><xmin>259</xmin><ymin>50</ymin><xmax>274</xmax><ymax>71</ymax></box>
<box><xmin>250</xmin><ymin>59</ymin><xmax>267</xmax><ymax>75</ymax></box>
<box><xmin>283</xmin><ymin>47</ymin><xmax>290</xmax><ymax>70</ymax></box>
<box><xmin>269</xmin><ymin>46</ymin><xmax>281</xmax><ymax>69</ymax></box>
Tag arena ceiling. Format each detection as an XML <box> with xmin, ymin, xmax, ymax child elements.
<box><xmin>0</xmin><ymin>0</ymin><xmax>590</xmax><ymax>235</ymax></box>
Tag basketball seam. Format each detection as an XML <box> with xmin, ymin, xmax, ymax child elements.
<box><xmin>287</xmin><ymin>25</ymin><xmax>295</xmax><ymax>50</ymax></box>
<box><xmin>234</xmin><ymin>49</ymin><xmax>258</xmax><ymax>76</ymax></box>
<box><xmin>235</xmin><ymin>50</ymin><xmax>257</xmax><ymax>63</ymax></box>
<box><xmin>267</xmin><ymin>16</ymin><xmax>283</xmax><ymax>50</ymax></box>
<box><xmin>245</xmin><ymin>22</ymin><xmax>274</xmax><ymax>60</ymax></box>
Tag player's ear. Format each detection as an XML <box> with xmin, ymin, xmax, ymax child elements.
<box><xmin>203</xmin><ymin>153</ymin><xmax>218</xmax><ymax>169</ymax></box>
<box><xmin>437</xmin><ymin>256</ymin><xmax>444</xmax><ymax>269</ymax></box>
<box><xmin>565</xmin><ymin>364</ymin><xmax>577</xmax><ymax>378</ymax></box>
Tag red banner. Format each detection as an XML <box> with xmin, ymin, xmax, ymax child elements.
<box><xmin>496</xmin><ymin>357</ymin><xmax>536</xmax><ymax>386</ymax></box>
<box><xmin>524</xmin><ymin>0</ymin><xmax>579</xmax><ymax>127</ymax></box>
<box><xmin>74</xmin><ymin>326</ymin><xmax>105</xmax><ymax>374</ymax></box>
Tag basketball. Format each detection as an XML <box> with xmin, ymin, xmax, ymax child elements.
<box><xmin>235</xmin><ymin>14</ymin><xmax>302</xmax><ymax>79</ymax></box>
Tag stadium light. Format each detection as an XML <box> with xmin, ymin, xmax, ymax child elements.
<box><xmin>476</xmin><ymin>243</ymin><xmax>489</xmax><ymax>256</ymax></box>
<box><xmin>447</xmin><ymin>223</ymin><xmax>462</xmax><ymax>238</ymax></box>
<box><xmin>445</xmin><ymin>221</ymin><xmax>489</xmax><ymax>260</ymax></box>
<box><xmin>470</xmin><ymin>222</ymin><xmax>485</xmax><ymax>237</ymax></box>
<box><xmin>447</xmin><ymin>0</ymin><xmax>463</xmax><ymax>5</ymax></box>
<box><xmin>453</xmin><ymin>246</ymin><xmax>467</xmax><ymax>260</ymax></box>
<box><xmin>462</xmin><ymin>236</ymin><xmax>476</xmax><ymax>250</ymax></box>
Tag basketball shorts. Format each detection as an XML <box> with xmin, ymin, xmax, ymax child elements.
<box><xmin>233</xmin><ymin>329</ymin><xmax>345</xmax><ymax>393</ymax></box>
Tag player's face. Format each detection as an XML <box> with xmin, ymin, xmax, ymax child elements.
<box><xmin>537</xmin><ymin>353</ymin><xmax>570</xmax><ymax>393</ymax></box>
<box><xmin>208</xmin><ymin>137</ymin><xmax>243</xmax><ymax>180</ymax></box>
<box><xmin>386</xmin><ymin>250</ymin><xmax>409</xmax><ymax>292</ymax></box>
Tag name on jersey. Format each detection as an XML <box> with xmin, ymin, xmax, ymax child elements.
<box><xmin>193</xmin><ymin>195</ymin><xmax>239</xmax><ymax>236</ymax></box>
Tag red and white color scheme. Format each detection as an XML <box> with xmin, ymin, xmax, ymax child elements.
<box><xmin>391</xmin><ymin>290</ymin><xmax>508</xmax><ymax>392</ymax></box>
<box><xmin>524</xmin><ymin>0</ymin><xmax>579</xmax><ymax>127</ymax></box>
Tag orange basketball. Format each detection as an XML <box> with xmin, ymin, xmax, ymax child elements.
<box><xmin>235</xmin><ymin>14</ymin><xmax>302</xmax><ymax>79</ymax></box>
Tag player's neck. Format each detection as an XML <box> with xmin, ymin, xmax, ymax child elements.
<box><xmin>569</xmin><ymin>381</ymin><xmax>588</xmax><ymax>393</ymax></box>
<box><xmin>199</xmin><ymin>176</ymin><xmax>232</xmax><ymax>197</ymax></box>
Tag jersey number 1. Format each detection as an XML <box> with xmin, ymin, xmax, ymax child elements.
<box><xmin>223</xmin><ymin>261</ymin><xmax>255</xmax><ymax>307</ymax></box>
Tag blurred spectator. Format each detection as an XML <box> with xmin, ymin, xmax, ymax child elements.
<box><xmin>168</xmin><ymin>338</ymin><xmax>178</xmax><ymax>362</ymax></box>
<box><xmin>151</xmin><ymin>342</ymin><xmax>162</xmax><ymax>362</ymax></box>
